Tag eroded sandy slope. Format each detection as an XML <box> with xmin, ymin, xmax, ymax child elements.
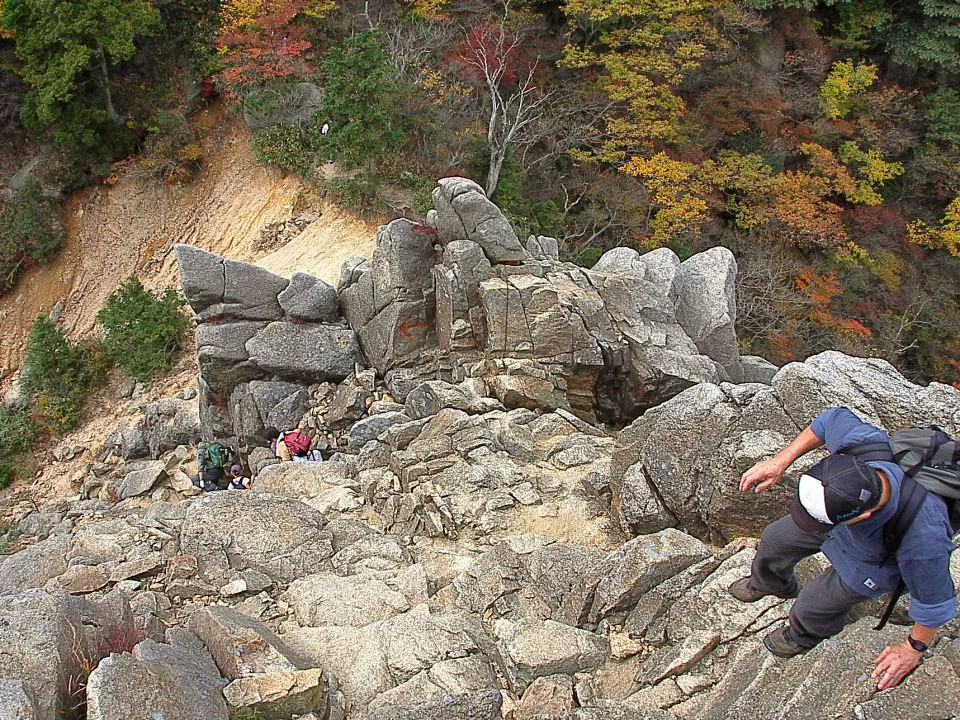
<box><xmin>0</xmin><ymin>105</ymin><xmax>378</xmax><ymax>378</ymax></box>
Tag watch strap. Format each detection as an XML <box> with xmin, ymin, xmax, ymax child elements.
<box><xmin>906</xmin><ymin>634</ymin><xmax>929</xmax><ymax>653</ymax></box>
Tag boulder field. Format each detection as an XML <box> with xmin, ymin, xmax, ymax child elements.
<box><xmin>1</xmin><ymin>178</ymin><xmax>957</xmax><ymax>719</ymax></box>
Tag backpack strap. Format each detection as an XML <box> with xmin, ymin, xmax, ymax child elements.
<box><xmin>874</xmin><ymin>579</ymin><xmax>904</xmax><ymax>631</ymax></box>
<box><xmin>197</xmin><ymin>441</ymin><xmax>208</xmax><ymax>465</ymax></box>
<box><xmin>843</xmin><ymin>441</ymin><xmax>894</xmax><ymax>464</ymax></box>
<box><xmin>874</xmin><ymin>476</ymin><xmax>928</xmax><ymax>631</ymax></box>
<box><xmin>881</xmin><ymin>476</ymin><xmax>928</xmax><ymax>556</ymax></box>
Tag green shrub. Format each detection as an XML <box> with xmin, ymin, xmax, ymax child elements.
<box><xmin>0</xmin><ymin>178</ymin><xmax>65</xmax><ymax>294</ymax></box>
<box><xmin>132</xmin><ymin>109</ymin><xmax>204</xmax><ymax>184</ymax></box>
<box><xmin>22</xmin><ymin>95</ymin><xmax>138</xmax><ymax>191</ymax></box>
<box><xmin>531</xmin><ymin>200</ymin><xmax>562</xmax><ymax>237</ymax></box>
<box><xmin>325</xmin><ymin>177</ymin><xmax>377</xmax><ymax>214</ymax></box>
<box><xmin>97</xmin><ymin>277</ymin><xmax>190</xmax><ymax>382</ymax></box>
<box><xmin>475</xmin><ymin>152</ymin><xmax>562</xmax><ymax>238</ymax></box>
<box><xmin>20</xmin><ymin>316</ymin><xmax>108</xmax><ymax>434</ymax></box>
<box><xmin>0</xmin><ymin>405</ymin><xmax>40</xmax><ymax>456</ymax></box>
<box><xmin>412</xmin><ymin>182</ymin><xmax>435</xmax><ymax>215</ymax></box>
<box><xmin>252</xmin><ymin>124</ymin><xmax>316</xmax><ymax>177</ymax></box>
<box><xmin>0</xmin><ymin>518</ymin><xmax>23</xmax><ymax>554</ymax></box>
<box><xmin>573</xmin><ymin>246</ymin><xmax>603</xmax><ymax>268</ymax></box>
<box><xmin>228</xmin><ymin>708</ymin><xmax>265</xmax><ymax>720</ymax></box>
<box><xmin>0</xmin><ymin>405</ymin><xmax>40</xmax><ymax>488</ymax></box>
<box><xmin>229</xmin><ymin>707</ymin><xmax>263</xmax><ymax>720</ymax></box>
<box><xmin>665</xmin><ymin>238</ymin><xmax>693</xmax><ymax>261</ymax></box>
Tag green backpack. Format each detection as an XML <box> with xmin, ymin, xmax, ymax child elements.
<box><xmin>197</xmin><ymin>441</ymin><xmax>227</xmax><ymax>470</ymax></box>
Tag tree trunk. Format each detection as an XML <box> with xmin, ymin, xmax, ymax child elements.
<box><xmin>486</xmin><ymin>147</ymin><xmax>505</xmax><ymax>198</ymax></box>
<box><xmin>97</xmin><ymin>41</ymin><xmax>119</xmax><ymax>124</ymax></box>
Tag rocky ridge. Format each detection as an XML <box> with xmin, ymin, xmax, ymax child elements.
<box><xmin>0</xmin><ymin>178</ymin><xmax>958</xmax><ymax>720</ymax></box>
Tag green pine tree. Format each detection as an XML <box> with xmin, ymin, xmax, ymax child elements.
<box><xmin>97</xmin><ymin>276</ymin><xmax>189</xmax><ymax>382</ymax></box>
<box><xmin>3</xmin><ymin>0</ymin><xmax>160</xmax><ymax>126</ymax></box>
<box><xmin>319</xmin><ymin>28</ymin><xmax>406</xmax><ymax>169</ymax></box>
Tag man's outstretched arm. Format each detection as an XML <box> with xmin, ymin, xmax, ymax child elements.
<box><xmin>740</xmin><ymin>426</ymin><xmax>824</xmax><ymax>493</ymax></box>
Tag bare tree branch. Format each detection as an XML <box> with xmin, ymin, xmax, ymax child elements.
<box><xmin>457</xmin><ymin>3</ymin><xmax>554</xmax><ymax>196</ymax></box>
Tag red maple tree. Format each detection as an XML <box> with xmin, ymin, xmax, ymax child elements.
<box><xmin>216</xmin><ymin>0</ymin><xmax>313</xmax><ymax>98</ymax></box>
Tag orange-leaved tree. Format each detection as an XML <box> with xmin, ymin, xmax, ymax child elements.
<box><xmin>216</xmin><ymin>0</ymin><xmax>326</xmax><ymax>98</ymax></box>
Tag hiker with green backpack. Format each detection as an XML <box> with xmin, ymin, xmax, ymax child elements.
<box><xmin>729</xmin><ymin>406</ymin><xmax>958</xmax><ymax>690</ymax></box>
<box><xmin>190</xmin><ymin>437</ymin><xmax>231</xmax><ymax>492</ymax></box>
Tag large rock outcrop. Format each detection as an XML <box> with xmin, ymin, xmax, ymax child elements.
<box><xmin>336</xmin><ymin>177</ymin><xmax>756</xmax><ymax>423</ymax></box>
<box><xmin>176</xmin><ymin>178</ymin><xmax>762</xmax><ymax>440</ymax></box>
<box><xmin>174</xmin><ymin>244</ymin><xmax>362</xmax><ymax>444</ymax></box>
<box><xmin>610</xmin><ymin>351</ymin><xmax>960</xmax><ymax>542</ymax></box>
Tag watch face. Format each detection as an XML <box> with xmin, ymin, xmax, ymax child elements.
<box><xmin>907</xmin><ymin>635</ymin><xmax>928</xmax><ymax>652</ymax></box>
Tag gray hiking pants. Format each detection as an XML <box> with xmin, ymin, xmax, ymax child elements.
<box><xmin>750</xmin><ymin>514</ymin><xmax>868</xmax><ymax>648</ymax></box>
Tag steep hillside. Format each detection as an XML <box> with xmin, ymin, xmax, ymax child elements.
<box><xmin>0</xmin><ymin>106</ymin><xmax>377</xmax><ymax>378</ymax></box>
<box><xmin>0</xmin><ymin>108</ymin><xmax>377</xmax><ymax>507</ymax></box>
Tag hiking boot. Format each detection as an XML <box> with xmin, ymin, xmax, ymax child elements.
<box><xmin>763</xmin><ymin>626</ymin><xmax>808</xmax><ymax>658</ymax></box>
<box><xmin>728</xmin><ymin>578</ymin><xmax>798</xmax><ymax>603</ymax></box>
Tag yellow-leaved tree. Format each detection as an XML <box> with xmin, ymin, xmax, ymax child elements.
<box><xmin>622</xmin><ymin>152</ymin><xmax>710</xmax><ymax>248</ymax></box>
<box><xmin>560</xmin><ymin>0</ymin><xmax>735</xmax><ymax>162</ymax></box>
<box><xmin>907</xmin><ymin>196</ymin><xmax>960</xmax><ymax>256</ymax></box>
<box><xmin>819</xmin><ymin>60</ymin><xmax>878</xmax><ymax>119</ymax></box>
<box><xmin>800</xmin><ymin>142</ymin><xmax>903</xmax><ymax>206</ymax></box>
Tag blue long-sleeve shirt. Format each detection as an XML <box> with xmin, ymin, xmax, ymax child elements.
<box><xmin>810</xmin><ymin>407</ymin><xmax>957</xmax><ymax>628</ymax></box>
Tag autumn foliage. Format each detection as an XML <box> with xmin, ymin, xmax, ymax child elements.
<box><xmin>215</xmin><ymin>0</ymin><xmax>317</xmax><ymax>97</ymax></box>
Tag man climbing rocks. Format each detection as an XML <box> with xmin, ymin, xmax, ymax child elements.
<box><xmin>190</xmin><ymin>436</ymin><xmax>229</xmax><ymax>491</ymax></box>
<box><xmin>730</xmin><ymin>406</ymin><xmax>956</xmax><ymax>690</ymax></box>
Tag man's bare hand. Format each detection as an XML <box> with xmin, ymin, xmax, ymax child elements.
<box><xmin>739</xmin><ymin>459</ymin><xmax>785</xmax><ymax>493</ymax></box>
<box><xmin>872</xmin><ymin>642</ymin><xmax>922</xmax><ymax>690</ymax></box>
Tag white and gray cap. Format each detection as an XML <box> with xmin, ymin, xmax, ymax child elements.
<box><xmin>791</xmin><ymin>454</ymin><xmax>884</xmax><ymax>534</ymax></box>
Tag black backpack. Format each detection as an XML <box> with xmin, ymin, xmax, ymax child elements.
<box><xmin>845</xmin><ymin>427</ymin><xmax>960</xmax><ymax>629</ymax></box>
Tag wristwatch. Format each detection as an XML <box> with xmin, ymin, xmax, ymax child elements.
<box><xmin>906</xmin><ymin>634</ymin><xmax>929</xmax><ymax>653</ymax></box>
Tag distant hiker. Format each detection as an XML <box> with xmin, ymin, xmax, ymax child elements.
<box><xmin>228</xmin><ymin>464</ymin><xmax>252</xmax><ymax>490</ymax></box>
<box><xmin>320</xmin><ymin>120</ymin><xmax>334</xmax><ymax>162</ymax></box>
<box><xmin>190</xmin><ymin>436</ymin><xmax>230</xmax><ymax>491</ymax></box>
<box><xmin>729</xmin><ymin>407</ymin><xmax>956</xmax><ymax>690</ymax></box>
<box><xmin>265</xmin><ymin>427</ymin><xmax>322</xmax><ymax>463</ymax></box>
